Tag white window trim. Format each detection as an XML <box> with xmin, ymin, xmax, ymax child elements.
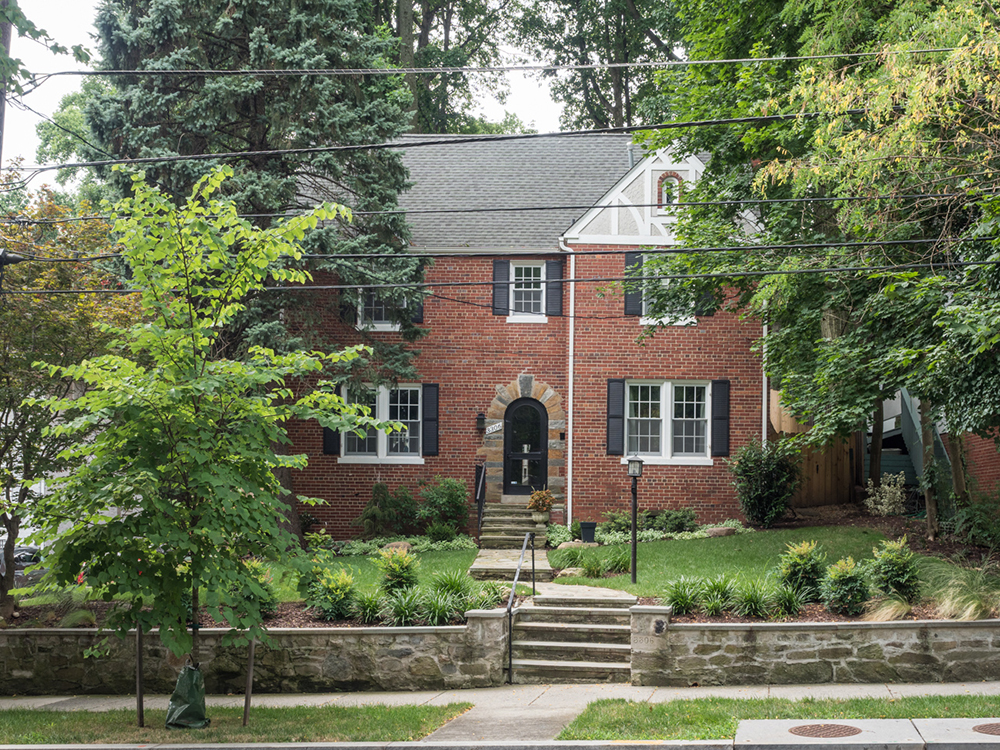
<box><xmin>621</xmin><ymin>379</ymin><xmax>713</xmax><ymax>466</ymax></box>
<box><xmin>338</xmin><ymin>384</ymin><xmax>426</xmax><ymax>465</ymax></box>
<box><xmin>638</xmin><ymin>253</ymin><xmax>696</xmax><ymax>327</ymax></box>
<box><xmin>508</xmin><ymin>261</ymin><xmax>547</xmax><ymax>322</ymax></box>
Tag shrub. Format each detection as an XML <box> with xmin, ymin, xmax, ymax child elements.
<box><xmin>426</xmin><ymin>522</ymin><xmax>458</xmax><ymax>543</ymax></box>
<box><xmin>650</xmin><ymin>507</ymin><xmax>698</xmax><ymax>534</ymax></box>
<box><xmin>776</xmin><ymin>540</ymin><xmax>826</xmax><ymax>601</ymax></box>
<box><xmin>234</xmin><ymin>558</ymin><xmax>279</xmax><ymax>619</ymax></box>
<box><xmin>770</xmin><ymin>585</ymin><xmax>804</xmax><ymax>618</ymax></box>
<box><xmin>421</xmin><ymin>591</ymin><xmax>464</xmax><ymax>625</ymax></box>
<box><xmin>597</xmin><ymin>509</ymin><xmax>650</xmax><ymax>534</ymax></box>
<box><xmin>952</xmin><ymin>496</ymin><xmax>1000</xmax><ymax>548</ymax></box>
<box><xmin>604</xmin><ymin>546</ymin><xmax>631</xmax><ymax>575</ymax></box>
<box><xmin>864</xmin><ymin>472</ymin><xmax>907</xmax><ymax>517</ymax></box>
<box><xmin>307</xmin><ymin>567</ymin><xmax>356</xmax><ymax>621</ymax></box>
<box><xmin>430</xmin><ymin>569</ymin><xmax>474</xmax><ymax>598</ymax></box>
<box><xmin>571</xmin><ymin>520</ymin><xmax>581</xmax><ymax>540</ymax></box>
<box><xmin>728</xmin><ymin>439</ymin><xmax>800</xmax><ymax>528</ymax></box>
<box><xmin>373</xmin><ymin>548</ymin><xmax>420</xmax><ymax>593</ymax></box>
<box><xmin>732</xmin><ymin>576</ymin><xmax>771</xmax><ymax>619</ymax></box>
<box><xmin>546</xmin><ymin>523</ymin><xmax>572</xmax><ymax>547</ymax></box>
<box><xmin>417</xmin><ymin>477</ymin><xmax>469</xmax><ymax>531</ymax></box>
<box><xmin>352</xmin><ymin>483</ymin><xmax>417</xmax><ymax>538</ymax></box>
<box><xmin>821</xmin><ymin>557</ymin><xmax>870</xmax><ymax>616</ymax></box>
<box><xmin>352</xmin><ymin>589</ymin><xmax>383</xmax><ymax>623</ymax></box>
<box><xmin>868</xmin><ymin>537</ymin><xmax>920</xmax><ymax>603</ymax></box>
<box><xmin>663</xmin><ymin>577</ymin><xmax>702</xmax><ymax>615</ymax></box>
<box><xmin>380</xmin><ymin>588</ymin><xmax>424</xmax><ymax>626</ymax></box>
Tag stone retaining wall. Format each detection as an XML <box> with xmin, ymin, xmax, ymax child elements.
<box><xmin>631</xmin><ymin>605</ymin><xmax>1000</xmax><ymax>686</ymax></box>
<box><xmin>0</xmin><ymin>610</ymin><xmax>508</xmax><ymax>695</ymax></box>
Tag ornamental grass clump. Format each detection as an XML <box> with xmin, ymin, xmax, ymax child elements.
<box><xmin>663</xmin><ymin>577</ymin><xmax>702</xmax><ymax>615</ymax></box>
<box><xmin>374</xmin><ymin>548</ymin><xmax>420</xmax><ymax>593</ymax></box>
<box><xmin>867</xmin><ymin>537</ymin><xmax>920</xmax><ymax>603</ymax></box>
<box><xmin>770</xmin><ymin>585</ymin><xmax>805</xmax><ymax>618</ymax></box>
<box><xmin>430</xmin><ymin>569</ymin><xmax>474</xmax><ymax>599</ymax></box>
<box><xmin>380</xmin><ymin>588</ymin><xmax>424</xmax><ymax>626</ymax></box>
<box><xmin>604</xmin><ymin>546</ymin><xmax>631</xmax><ymax>575</ymax></box>
<box><xmin>776</xmin><ymin>540</ymin><xmax>826</xmax><ymax>601</ymax></box>
<box><xmin>351</xmin><ymin>589</ymin><xmax>384</xmax><ymax>624</ymax></box>
<box><xmin>821</xmin><ymin>557</ymin><xmax>870</xmax><ymax>616</ymax></box>
<box><xmin>732</xmin><ymin>576</ymin><xmax>771</xmax><ymax>618</ymax></box>
<box><xmin>421</xmin><ymin>591</ymin><xmax>464</xmax><ymax>626</ymax></box>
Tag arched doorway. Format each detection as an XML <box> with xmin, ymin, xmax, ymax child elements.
<box><xmin>503</xmin><ymin>398</ymin><xmax>548</xmax><ymax>495</ymax></box>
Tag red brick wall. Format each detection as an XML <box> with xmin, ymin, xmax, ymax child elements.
<box><xmin>287</xmin><ymin>248</ymin><xmax>765</xmax><ymax>537</ymax></box>
<box><xmin>940</xmin><ymin>431</ymin><xmax>1000</xmax><ymax>498</ymax></box>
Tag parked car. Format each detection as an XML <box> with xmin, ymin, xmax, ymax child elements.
<box><xmin>0</xmin><ymin>546</ymin><xmax>46</xmax><ymax>588</ymax></box>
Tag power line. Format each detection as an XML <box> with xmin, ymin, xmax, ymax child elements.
<box><xmin>2</xmin><ymin>190</ymin><xmax>983</xmax><ymax>226</ymax></box>
<box><xmin>27</xmin><ymin>46</ymin><xmax>963</xmax><ymax>81</ymax></box>
<box><xmin>4</xmin><ymin>259</ymin><xmax>997</xmax><ymax>296</ymax></box>
<box><xmin>11</xmin><ymin>108</ymin><xmax>890</xmax><ymax>176</ymax></box>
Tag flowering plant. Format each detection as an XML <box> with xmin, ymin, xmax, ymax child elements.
<box><xmin>527</xmin><ymin>489</ymin><xmax>554</xmax><ymax>512</ymax></box>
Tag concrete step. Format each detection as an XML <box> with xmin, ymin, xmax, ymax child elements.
<box><xmin>532</xmin><ymin>594</ymin><xmax>638</xmax><ymax>609</ymax></box>
<box><xmin>512</xmin><ymin>621</ymin><xmax>631</xmax><ymax>644</ymax></box>
<box><xmin>508</xmin><ymin>658</ymin><xmax>631</xmax><ymax>684</ymax></box>
<box><xmin>511</xmin><ymin>640</ymin><xmax>631</xmax><ymax>663</ymax></box>
<box><xmin>516</xmin><ymin>605</ymin><xmax>631</xmax><ymax>625</ymax></box>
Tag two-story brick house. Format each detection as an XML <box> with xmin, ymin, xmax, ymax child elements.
<box><xmin>286</xmin><ymin>133</ymin><xmax>771</xmax><ymax>537</ymax></box>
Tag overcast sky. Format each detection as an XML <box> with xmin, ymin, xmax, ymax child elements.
<box><xmin>8</xmin><ymin>2</ymin><xmax>563</xmax><ymax>189</ymax></box>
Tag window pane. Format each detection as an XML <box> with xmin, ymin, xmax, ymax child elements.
<box><xmin>511</xmin><ymin>265</ymin><xmax>543</xmax><ymax>314</ymax></box>
<box><xmin>344</xmin><ymin>392</ymin><xmax>378</xmax><ymax>454</ymax></box>
<box><xmin>388</xmin><ymin>387</ymin><xmax>421</xmax><ymax>455</ymax></box>
<box><xmin>361</xmin><ymin>292</ymin><xmax>391</xmax><ymax>325</ymax></box>
<box><xmin>672</xmin><ymin>385</ymin><xmax>707</xmax><ymax>455</ymax></box>
<box><xmin>627</xmin><ymin>384</ymin><xmax>662</xmax><ymax>455</ymax></box>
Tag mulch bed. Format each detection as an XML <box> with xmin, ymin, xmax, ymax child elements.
<box><xmin>4</xmin><ymin>504</ymin><xmax>992</xmax><ymax>630</ymax></box>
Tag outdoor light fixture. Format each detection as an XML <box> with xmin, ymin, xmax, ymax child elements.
<box><xmin>476</xmin><ymin>412</ymin><xmax>486</xmax><ymax>431</ymax></box>
<box><xmin>626</xmin><ymin>455</ymin><xmax>644</xmax><ymax>583</ymax></box>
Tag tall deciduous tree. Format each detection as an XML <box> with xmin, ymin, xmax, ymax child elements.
<box><xmin>34</xmin><ymin>167</ymin><xmax>393</xmax><ymax>655</ymax></box>
<box><xmin>0</xmin><ymin>185</ymin><xmax>136</xmax><ymax>621</ymax></box>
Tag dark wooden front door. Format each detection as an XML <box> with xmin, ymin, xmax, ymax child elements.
<box><xmin>503</xmin><ymin>398</ymin><xmax>548</xmax><ymax>495</ymax></box>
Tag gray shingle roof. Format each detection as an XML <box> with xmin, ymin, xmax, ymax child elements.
<box><xmin>397</xmin><ymin>134</ymin><xmax>635</xmax><ymax>251</ymax></box>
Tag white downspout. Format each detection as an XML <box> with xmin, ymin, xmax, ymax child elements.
<box><xmin>560</xmin><ymin>237</ymin><xmax>575</xmax><ymax>527</ymax></box>
<box><xmin>762</xmin><ymin>322</ymin><xmax>769</xmax><ymax>442</ymax></box>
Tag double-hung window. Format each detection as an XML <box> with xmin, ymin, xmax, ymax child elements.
<box><xmin>511</xmin><ymin>263</ymin><xmax>544</xmax><ymax>317</ymax></box>
<box><xmin>329</xmin><ymin>384</ymin><xmax>438</xmax><ymax>464</ymax></box>
<box><xmin>492</xmin><ymin>259</ymin><xmax>564</xmax><ymax>321</ymax></box>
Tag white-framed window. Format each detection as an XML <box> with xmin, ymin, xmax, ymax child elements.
<box><xmin>357</xmin><ymin>292</ymin><xmax>401</xmax><ymax>332</ymax></box>
<box><xmin>508</xmin><ymin>263</ymin><xmax>546</xmax><ymax>322</ymax></box>
<box><xmin>624</xmin><ymin>380</ymin><xmax>711</xmax><ymax>465</ymax></box>
<box><xmin>340</xmin><ymin>385</ymin><xmax>424</xmax><ymax>464</ymax></box>
<box><xmin>639</xmin><ymin>254</ymin><xmax>696</xmax><ymax>326</ymax></box>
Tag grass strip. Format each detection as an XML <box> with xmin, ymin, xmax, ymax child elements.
<box><xmin>559</xmin><ymin>696</ymin><xmax>1000</xmax><ymax>740</ymax></box>
<box><xmin>0</xmin><ymin>702</ymin><xmax>471</xmax><ymax>744</ymax></box>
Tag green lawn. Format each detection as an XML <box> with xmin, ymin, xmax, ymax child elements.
<box><xmin>549</xmin><ymin>526</ymin><xmax>887</xmax><ymax>597</ymax></box>
<box><xmin>560</xmin><ymin>696</ymin><xmax>1000</xmax><ymax>740</ymax></box>
<box><xmin>0</xmin><ymin>703</ymin><xmax>471</xmax><ymax>744</ymax></box>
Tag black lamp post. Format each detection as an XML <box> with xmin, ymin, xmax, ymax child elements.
<box><xmin>627</xmin><ymin>456</ymin><xmax>643</xmax><ymax>584</ymax></box>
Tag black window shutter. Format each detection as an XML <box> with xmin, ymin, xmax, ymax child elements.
<box><xmin>607</xmin><ymin>378</ymin><xmax>626</xmax><ymax>455</ymax></box>
<box><xmin>322</xmin><ymin>425</ymin><xmax>340</xmax><ymax>455</ymax></box>
<box><xmin>339</xmin><ymin>293</ymin><xmax>357</xmax><ymax>325</ymax></box>
<box><xmin>624</xmin><ymin>252</ymin><xmax>643</xmax><ymax>316</ymax></box>
<box><xmin>422</xmin><ymin>383</ymin><xmax>439</xmax><ymax>456</ymax></box>
<box><xmin>492</xmin><ymin>260</ymin><xmax>509</xmax><ymax>316</ymax></box>
<box><xmin>545</xmin><ymin>259</ymin><xmax>564</xmax><ymax>317</ymax></box>
<box><xmin>711</xmin><ymin>379</ymin><xmax>730</xmax><ymax>457</ymax></box>
<box><xmin>410</xmin><ymin>298</ymin><xmax>424</xmax><ymax>324</ymax></box>
<box><xmin>694</xmin><ymin>290</ymin><xmax>716</xmax><ymax>317</ymax></box>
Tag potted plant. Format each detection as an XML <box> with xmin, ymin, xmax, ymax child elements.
<box><xmin>527</xmin><ymin>489</ymin><xmax>554</xmax><ymax>523</ymax></box>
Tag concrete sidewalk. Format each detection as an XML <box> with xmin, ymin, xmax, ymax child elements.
<box><xmin>2</xmin><ymin>681</ymin><xmax>1000</xmax><ymax>743</ymax></box>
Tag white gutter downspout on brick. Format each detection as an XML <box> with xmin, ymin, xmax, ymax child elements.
<box><xmin>762</xmin><ymin>322</ymin><xmax>769</xmax><ymax>442</ymax></box>
<box><xmin>560</xmin><ymin>237</ymin><xmax>574</xmax><ymax>527</ymax></box>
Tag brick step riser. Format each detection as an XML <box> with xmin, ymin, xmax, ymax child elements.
<box><xmin>508</xmin><ymin>666</ymin><xmax>630</xmax><ymax>684</ymax></box>
<box><xmin>516</xmin><ymin>611</ymin><xmax>630</xmax><ymax>626</ymax></box>
<box><xmin>511</xmin><ymin>644</ymin><xmax>630</xmax><ymax>664</ymax></box>
<box><xmin>513</xmin><ymin>626</ymin><xmax>631</xmax><ymax>645</ymax></box>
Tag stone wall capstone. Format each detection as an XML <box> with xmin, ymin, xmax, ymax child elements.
<box><xmin>0</xmin><ymin>610</ymin><xmax>508</xmax><ymax>695</ymax></box>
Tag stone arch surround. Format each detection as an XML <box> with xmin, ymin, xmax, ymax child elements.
<box><xmin>477</xmin><ymin>375</ymin><xmax>566</xmax><ymax>502</ymax></box>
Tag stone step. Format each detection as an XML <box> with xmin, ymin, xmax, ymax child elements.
<box><xmin>468</xmin><ymin>567</ymin><xmax>555</xmax><ymax>583</ymax></box>
<box><xmin>511</xmin><ymin>640</ymin><xmax>631</xmax><ymax>663</ymax></box>
<box><xmin>532</xmin><ymin>594</ymin><xmax>638</xmax><ymax>609</ymax></box>
<box><xmin>512</xmin><ymin>621</ymin><xmax>631</xmax><ymax>644</ymax></box>
<box><xmin>508</xmin><ymin>658</ymin><xmax>631</xmax><ymax>684</ymax></box>
<box><xmin>482</xmin><ymin>508</ymin><xmax>536</xmax><ymax>517</ymax></box>
<box><xmin>479</xmin><ymin>535</ymin><xmax>546</xmax><ymax>549</ymax></box>
<box><xmin>480</xmin><ymin>526</ymin><xmax>543</xmax><ymax>537</ymax></box>
<box><xmin>517</xmin><ymin>605</ymin><xmax>631</xmax><ymax>625</ymax></box>
<box><xmin>481</xmin><ymin>517</ymin><xmax>541</xmax><ymax>527</ymax></box>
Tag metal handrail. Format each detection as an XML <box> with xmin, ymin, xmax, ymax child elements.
<box><xmin>475</xmin><ymin>464</ymin><xmax>487</xmax><ymax>538</ymax></box>
<box><xmin>505</xmin><ymin>531</ymin><xmax>536</xmax><ymax>684</ymax></box>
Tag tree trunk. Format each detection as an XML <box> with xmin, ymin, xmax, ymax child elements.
<box><xmin>191</xmin><ymin>584</ymin><xmax>200</xmax><ymax>666</ymax></box>
<box><xmin>919</xmin><ymin>401</ymin><xmax>939</xmax><ymax>541</ymax></box>
<box><xmin>0</xmin><ymin>511</ymin><xmax>21</xmax><ymax>621</ymax></box>
<box><xmin>396</xmin><ymin>0</ymin><xmax>416</xmax><ymax>128</ymax></box>
<box><xmin>869</xmin><ymin>400</ymin><xmax>883</xmax><ymax>488</ymax></box>
<box><xmin>945</xmin><ymin>430</ymin><xmax>969</xmax><ymax>506</ymax></box>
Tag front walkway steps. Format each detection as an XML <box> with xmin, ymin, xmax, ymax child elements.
<box><xmin>468</xmin><ymin>548</ymin><xmax>554</xmax><ymax>582</ymax></box>
<box><xmin>509</xmin><ymin>591</ymin><xmax>638</xmax><ymax>684</ymax></box>
<box><xmin>478</xmin><ymin>500</ymin><xmax>547</xmax><ymax>549</ymax></box>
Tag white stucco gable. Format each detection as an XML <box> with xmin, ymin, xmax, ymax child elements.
<box><xmin>561</xmin><ymin>148</ymin><xmax>706</xmax><ymax>246</ymax></box>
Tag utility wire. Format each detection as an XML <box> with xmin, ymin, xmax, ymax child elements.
<box><xmin>2</xmin><ymin>190</ymin><xmax>984</xmax><ymax>226</ymax></box>
<box><xmin>27</xmin><ymin>46</ymin><xmax>963</xmax><ymax>81</ymax></box>
<box><xmin>4</xmin><ymin>259</ymin><xmax>998</xmax><ymax>295</ymax></box>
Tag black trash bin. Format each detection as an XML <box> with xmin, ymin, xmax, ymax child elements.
<box><xmin>579</xmin><ymin>521</ymin><xmax>597</xmax><ymax>543</ymax></box>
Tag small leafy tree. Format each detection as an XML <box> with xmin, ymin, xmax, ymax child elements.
<box><xmin>34</xmin><ymin>167</ymin><xmax>392</xmax><ymax>659</ymax></box>
<box><xmin>728</xmin><ymin>440</ymin><xmax>801</xmax><ymax>528</ymax></box>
